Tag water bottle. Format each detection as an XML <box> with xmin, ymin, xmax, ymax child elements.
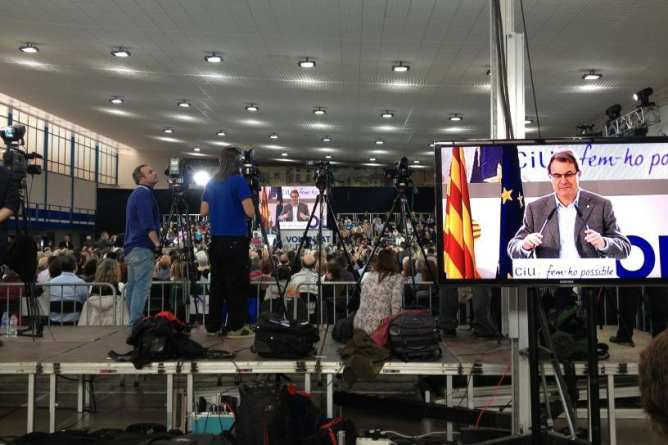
<box><xmin>8</xmin><ymin>314</ymin><xmax>18</xmax><ymax>337</ymax></box>
<box><xmin>1</xmin><ymin>313</ymin><xmax>7</xmax><ymax>336</ymax></box>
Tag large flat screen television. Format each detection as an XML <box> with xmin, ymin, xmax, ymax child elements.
<box><xmin>435</xmin><ymin>138</ymin><xmax>668</xmax><ymax>285</ymax></box>
<box><xmin>258</xmin><ymin>186</ymin><xmax>326</xmax><ymax>230</ymax></box>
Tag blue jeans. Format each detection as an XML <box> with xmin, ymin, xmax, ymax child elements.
<box><xmin>125</xmin><ymin>247</ymin><xmax>154</xmax><ymax>327</ymax></box>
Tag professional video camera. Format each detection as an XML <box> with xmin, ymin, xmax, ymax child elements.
<box><xmin>384</xmin><ymin>156</ymin><xmax>412</xmax><ymax>190</ymax></box>
<box><xmin>165</xmin><ymin>157</ymin><xmax>191</xmax><ymax>192</ymax></box>
<box><xmin>0</xmin><ymin>124</ymin><xmax>43</xmax><ymax>179</ymax></box>
<box><xmin>240</xmin><ymin>149</ymin><xmax>261</xmax><ymax>191</ymax></box>
<box><xmin>312</xmin><ymin>160</ymin><xmax>334</xmax><ymax>191</ymax></box>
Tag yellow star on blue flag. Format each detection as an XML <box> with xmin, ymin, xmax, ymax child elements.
<box><xmin>501</xmin><ymin>187</ymin><xmax>513</xmax><ymax>204</ymax></box>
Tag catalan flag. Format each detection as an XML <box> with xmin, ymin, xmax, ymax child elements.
<box><xmin>444</xmin><ymin>147</ymin><xmax>478</xmax><ymax>279</ymax></box>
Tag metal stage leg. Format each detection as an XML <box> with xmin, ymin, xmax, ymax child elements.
<box><xmin>607</xmin><ymin>374</ymin><xmax>617</xmax><ymax>445</ymax></box>
<box><xmin>166</xmin><ymin>374</ymin><xmax>174</xmax><ymax>431</ymax></box>
<box><xmin>186</xmin><ymin>374</ymin><xmax>194</xmax><ymax>432</ymax></box>
<box><xmin>586</xmin><ymin>289</ymin><xmax>602</xmax><ymax>445</ymax></box>
<box><xmin>509</xmin><ymin>287</ymin><xmax>530</xmax><ymax>434</ymax></box>
<box><xmin>446</xmin><ymin>375</ymin><xmax>454</xmax><ymax>442</ymax></box>
<box><xmin>49</xmin><ymin>373</ymin><xmax>56</xmax><ymax>433</ymax></box>
<box><xmin>77</xmin><ymin>376</ymin><xmax>84</xmax><ymax>414</ymax></box>
<box><xmin>326</xmin><ymin>374</ymin><xmax>333</xmax><ymax>418</ymax></box>
<box><xmin>467</xmin><ymin>376</ymin><xmax>474</xmax><ymax>409</ymax></box>
<box><xmin>304</xmin><ymin>373</ymin><xmax>311</xmax><ymax>393</ymax></box>
<box><xmin>27</xmin><ymin>374</ymin><xmax>35</xmax><ymax>433</ymax></box>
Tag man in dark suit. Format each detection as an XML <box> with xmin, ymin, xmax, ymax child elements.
<box><xmin>507</xmin><ymin>150</ymin><xmax>631</xmax><ymax>260</ymax></box>
<box><xmin>279</xmin><ymin>189</ymin><xmax>309</xmax><ymax>222</ymax></box>
<box><xmin>58</xmin><ymin>234</ymin><xmax>74</xmax><ymax>249</ymax></box>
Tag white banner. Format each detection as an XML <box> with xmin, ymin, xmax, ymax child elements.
<box><xmin>512</xmin><ymin>258</ymin><xmax>617</xmax><ymax>280</ymax></box>
<box><xmin>280</xmin><ymin>229</ymin><xmax>333</xmax><ymax>250</ymax></box>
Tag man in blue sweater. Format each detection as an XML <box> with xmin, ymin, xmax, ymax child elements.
<box><xmin>124</xmin><ymin>164</ymin><xmax>161</xmax><ymax>327</ymax></box>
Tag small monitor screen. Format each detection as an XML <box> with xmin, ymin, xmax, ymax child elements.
<box><xmin>436</xmin><ymin>139</ymin><xmax>668</xmax><ymax>284</ymax></box>
<box><xmin>258</xmin><ymin>186</ymin><xmax>326</xmax><ymax>230</ymax></box>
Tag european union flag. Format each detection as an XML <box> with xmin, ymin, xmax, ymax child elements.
<box><xmin>497</xmin><ymin>145</ymin><xmax>525</xmax><ymax>278</ymax></box>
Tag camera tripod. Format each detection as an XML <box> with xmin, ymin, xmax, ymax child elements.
<box><xmin>279</xmin><ymin>176</ymin><xmax>356</xmax><ymax>323</ymax></box>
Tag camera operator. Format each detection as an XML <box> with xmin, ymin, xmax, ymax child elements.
<box><xmin>0</xmin><ymin>164</ymin><xmax>19</xmax><ymax>264</ymax></box>
<box><xmin>124</xmin><ymin>164</ymin><xmax>161</xmax><ymax>328</ymax></box>
<box><xmin>200</xmin><ymin>147</ymin><xmax>255</xmax><ymax>337</ymax></box>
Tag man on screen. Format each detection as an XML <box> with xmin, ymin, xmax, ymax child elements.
<box><xmin>279</xmin><ymin>189</ymin><xmax>309</xmax><ymax>222</ymax></box>
<box><xmin>507</xmin><ymin>150</ymin><xmax>631</xmax><ymax>259</ymax></box>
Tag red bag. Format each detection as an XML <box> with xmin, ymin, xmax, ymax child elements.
<box><xmin>369</xmin><ymin>309</ymin><xmax>426</xmax><ymax>348</ymax></box>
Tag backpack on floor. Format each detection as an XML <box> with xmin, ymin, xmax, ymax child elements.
<box><xmin>388</xmin><ymin>311</ymin><xmax>441</xmax><ymax>362</ymax></box>
<box><xmin>252</xmin><ymin>312</ymin><xmax>320</xmax><ymax>359</ymax></box>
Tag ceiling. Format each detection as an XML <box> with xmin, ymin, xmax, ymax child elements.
<box><xmin>0</xmin><ymin>0</ymin><xmax>667</xmax><ymax>166</ymax></box>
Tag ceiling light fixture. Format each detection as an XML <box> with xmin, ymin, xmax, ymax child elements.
<box><xmin>111</xmin><ymin>46</ymin><xmax>131</xmax><ymax>58</ymax></box>
<box><xmin>525</xmin><ymin>118</ymin><xmax>533</xmax><ymax>125</ymax></box>
<box><xmin>162</xmin><ymin>128</ymin><xmax>174</xmax><ymax>134</ymax></box>
<box><xmin>449</xmin><ymin>113</ymin><xmax>463</xmax><ymax>122</ymax></box>
<box><xmin>325</xmin><ymin>155</ymin><xmax>332</xmax><ymax>159</ymax></box>
<box><xmin>216</xmin><ymin>130</ymin><xmax>226</xmax><ymax>137</ymax></box>
<box><xmin>204</xmin><ymin>52</ymin><xmax>223</xmax><ymax>63</ymax></box>
<box><xmin>381</xmin><ymin>110</ymin><xmax>394</xmax><ymax>119</ymax></box>
<box><xmin>108</xmin><ymin>96</ymin><xmax>124</xmax><ymax>105</ymax></box>
<box><xmin>298</xmin><ymin>57</ymin><xmax>316</xmax><ymax>68</ymax></box>
<box><xmin>313</xmin><ymin>107</ymin><xmax>326</xmax><ymax>116</ymax></box>
<box><xmin>269</xmin><ymin>133</ymin><xmax>279</xmax><ymax>139</ymax></box>
<box><xmin>582</xmin><ymin>70</ymin><xmax>602</xmax><ymax>81</ymax></box>
<box><xmin>369</xmin><ymin>157</ymin><xmax>376</xmax><ymax>161</ymax></box>
<box><xmin>245</xmin><ymin>103</ymin><xmax>259</xmax><ymax>112</ymax></box>
<box><xmin>193</xmin><ymin>146</ymin><xmax>201</xmax><ymax>152</ymax></box>
<box><xmin>281</xmin><ymin>152</ymin><xmax>289</xmax><ymax>157</ymax></box>
<box><xmin>413</xmin><ymin>160</ymin><xmax>420</xmax><ymax>164</ymax></box>
<box><xmin>391</xmin><ymin>61</ymin><xmax>410</xmax><ymax>72</ymax></box>
<box><xmin>19</xmin><ymin>42</ymin><xmax>39</xmax><ymax>54</ymax></box>
<box><xmin>375</xmin><ymin>139</ymin><xmax>384</xmax><ymax>145</ymax></box>
<box><xmin>177</xmin><ymin>100</ymin><xmax>191</xmax><ymax>108</ymax></box>
<box><xmin>321</xmin><ymin>136</ymin><xmax>331</xmax><ymax>143</ymax></box>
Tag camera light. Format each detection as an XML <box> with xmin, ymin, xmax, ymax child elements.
<box><xmin>111</xmin><ymin>47</ymin><xmax>131</xmax><ymax>58</ymax></box>
<box><xmin>193</xmin><ymin>170</ymin><xmax>211</xmax><ymax>186</ymax></box>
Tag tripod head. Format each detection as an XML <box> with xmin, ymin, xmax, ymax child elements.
<box><xmin>240</xmin><ymin>149</ymin><xmax>261</xmax><ymax>192</ymax></box>
<box><xmin>384</xmin><ymin>156</ymin><xmax>413</xmax><ymax>193</ymax></box>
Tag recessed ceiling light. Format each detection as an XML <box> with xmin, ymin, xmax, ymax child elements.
<box><xmin>298</xmin><ymin>57</ymin><xmax>316</xmax><ymax>68</ymax></box>
<box><xmin>204</xmin><ymin>52</ymin><xmax>223</xmax><ymax>63</ymax></box>
<box><xmin>449</xmin><ymin>113</ymin><xmax>463</xmax><ymax>122</ymax></box>
<box><xmin>524</xmin><ymin>118</ymin><xmax>533</xmax><ymax>125</ymax></box>
<box><xmin>162</xmin><ymin>128</ymin><xmax>174</xmax><ymax>134</ymax></box>
<box><xmin>369</xmin><ymin>157</ymin><xmax>377</xmax><ymax>162</ymax></box>
<box><xmin>269</xmin><ymin>133</ymin><xmax>279</xmax><ymax>139</ymax></box>
<box><xmin>381</xmin><ymin>110</ymin><xmax>394</xmax><ymax>119</ymax></box>
<box><xmin>392</xmin><ymin>62</ymin><xmax>410</xmax><ymax>72</ymax></box>
<box><xmin>281</xmin><ymin>152</ymin><xmax>289</xmax><ymax>157</ymax></box>
<box><xmin>245</xmin><ymin>103</ymin><xmax>259</xmax><ymax>112</ymax></box>
<box><xmin>582</xmin><ymin>70</ymin><xmax>602</xmax><ymax>81</ymax></box>
<box><xmin>321</xmin><ymin>136</ymin><xmax>332</xmax><ymax>143</ymax></box>
<box><xmin>111</xmin><ymin>47</ymin><xmax>131</xmax><ymax>58</ymax></box>
<box><xmin>19</xmin><ymin>42</ymin><xmax>39</xmax><ymax>54</ymax></box>
<box><xmin>177</xmin><ymin>100</ymin><xmax>191</xmax><ymax>108</ymax></box>
<box><xmin>216</xmin><ymin>130</ymin><xmax>226</xmax><ymax>137</ymax></box>
<box><xmin>375</xmin><ymin>139</ymin><xmax>384</xmax><ymax>145</ymax></box>
<box><xmin>313</xmin><ymin>107</ymin><xmax>326</xmax><ymax>115</ymax></box>
<box><xmin>325</xmin><ymin>155</ymin><xmax>332</xmax><ymax>159</ymax></box>
<box><xmin>413</xmin><ymin>160</ymin><xmax>420</xmax><ymax>164</ymax></box>
<box><xmin>193</xmin><ymin>146</ymin><xmax>201</xmax><ymax>152</ymax></box>
<box><xmin>108</xmin><ymin>96</ymin><xmax>124</xmax><ymax>105</ymax></box>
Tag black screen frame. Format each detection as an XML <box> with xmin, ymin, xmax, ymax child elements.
<box><xmin>434</xmin><ymin>136</ymin><xmax>668</xmax><ymax>286</ymax></box>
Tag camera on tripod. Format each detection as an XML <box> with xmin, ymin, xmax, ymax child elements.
<box><xmin>0</xmin><ymin>125</ymin><xmax>43</xmax><ymax>179</ymax></box>
<box><xmin>166</xmin><ymin>157</ymin><xmax>191</xmax><ymax>192</ymax></box>
<box><xmin>240</xmin><ymin>149</ymin><xmax>261</xmax><ymax>191</ymax></box>
<box><xmin>384</xmin><ymin>156</ymin><xmax>412</xmax><ymax>190</ymax></box>
<box><xmin>313</xmin><ymin>160</ymin><xmax>334</xmax><ymax>190</ymax></box>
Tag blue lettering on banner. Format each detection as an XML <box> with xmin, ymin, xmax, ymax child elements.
<box><xmin>578</xmin><ymin>144</ymin><xmax>620</xmax><ymax>168</ymax></box>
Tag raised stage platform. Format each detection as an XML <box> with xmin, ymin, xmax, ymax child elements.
<box><xmin>0</xmin><ymin>325</ymin><xmax>649</xmax><ymax>443</ymax></box>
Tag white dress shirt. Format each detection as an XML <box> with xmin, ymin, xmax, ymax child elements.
<box><xmin>556</xmin><ymin>192</ymin><xmax>580</xmax><ymax>259</ymax></box>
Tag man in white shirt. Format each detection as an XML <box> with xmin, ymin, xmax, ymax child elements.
<box><xmin>48</xmin><ymin>255</ymin><xmax>90</xmax><ymax>324</ymax></box>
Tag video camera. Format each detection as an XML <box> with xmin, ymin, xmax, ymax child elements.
<box><xmin>240</xmin><ymin>149</ymin><xmax>261</xmax><ymax>191</ymax></box>
<box><xmin>384</xmin><ymin>156</ymin><xmax>412</xmax><ymax>190</ymax></box>
<box><xmin>165</xmin><ymin>157</ymin><xmax>192</xmax><ymax>192</ymax></box>
<box><xmin>0</xmin><ymin>124</ymin><xmax>43</xmax><ymax>179</ymax></box>
<box><xmin>312</xmin><ymin>160</ymin><xmax>334</xmax><ymax>191</ymax></box>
